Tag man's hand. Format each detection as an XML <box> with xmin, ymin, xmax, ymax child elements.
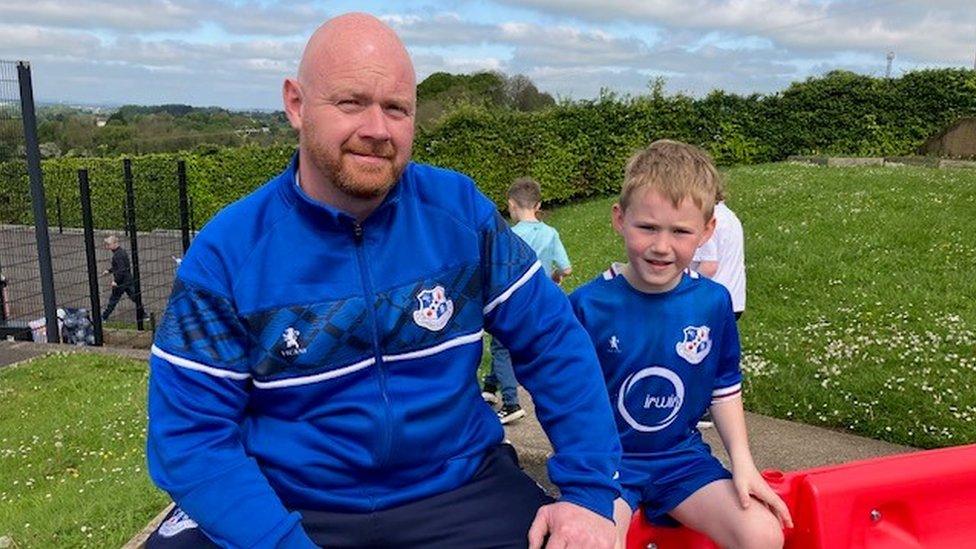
<box><xmin>111</xmin><ymin>281</ymin><xmax>117</xmax><ymax>288</ymax></box>
<box><xmin>528</xmin><ymin>501</ymin><xmax>615</xmax><ymax>549</ymax></box>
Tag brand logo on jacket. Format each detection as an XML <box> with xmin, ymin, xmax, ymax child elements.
<box><xmin>413</xmin><ymin>285</ymin><xmax>454</xmax><ymax>331</ymax></box>
<box><xmin>280</xmin><ymin>327</ymin><xmax>306</xmax><ymax>357</ymax></box>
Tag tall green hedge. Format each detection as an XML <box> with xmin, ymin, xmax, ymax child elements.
<box><xmin>0</xmin><ymin>146</ymin><xmax>295</xmax><ymax>229</ymax></box>
<box><xmin>3</xmin><ymin>69</ymin><xmax>975</xmax><ymax>229</ymax></box>
<box><xmin>414</xmin><ymin>69</ymin><xmax>976</xmax><ymax>202</ymax></box>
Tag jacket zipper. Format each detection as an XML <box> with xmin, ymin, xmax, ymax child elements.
<box><xmin>352</xmin><ymin>221</ymin><xmax>394</xmax><ymax>471</ymax></box>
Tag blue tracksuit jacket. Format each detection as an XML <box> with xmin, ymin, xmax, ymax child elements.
<box><xmin>146</xmin><ymin>155</ymin><xmax>621</xmax><ymax>548</ymax></box>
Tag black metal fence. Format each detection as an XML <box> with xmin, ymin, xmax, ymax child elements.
<box><xmin>0</xmin><ymin>60</ymin><xmax>58</xmax><ymax>343</ymax></box>
<box><xmin>0</xmin><ymin>59</ymin><xmax>195</xmax><ymax>348</ymax></box>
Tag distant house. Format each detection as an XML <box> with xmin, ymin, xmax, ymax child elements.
<box><xmin>919</xmin><ymin>117</ymin><xmax>976</xmax><ymax>158</ymax></box>
<box><xmin>95</xmin><ymin>117</ymin><xmax>108</xmax><ymax>127</ymax></box>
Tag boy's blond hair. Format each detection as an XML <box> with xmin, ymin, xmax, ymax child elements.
<box><xmin>619</xmin><ymin>140</ymin><xmax>720</xmax><ymax>221</ymax></box>
<box><xmin>507</xmin><ymin>177</ymin><xmax>542</xmax><ymax>209</ymax></box>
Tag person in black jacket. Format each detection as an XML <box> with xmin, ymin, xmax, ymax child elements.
<box><xmin>101</xmin><ymin>234</ymin><xmax>137</xmax><ymax>321</ymax></box>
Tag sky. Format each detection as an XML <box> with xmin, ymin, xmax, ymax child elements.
<box><xmin>1</xmin><ymin>0</ymin><xmax>975</xmax><ymax>110</ymax></box>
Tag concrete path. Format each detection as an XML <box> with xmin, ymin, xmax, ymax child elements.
<box><xmin>505</xmin><ymin>388</ymin><xmax>913</xmax><ymax>492</ymax></box>
<box><xmin>0</xmin><ymin>340</ymin><xmax>148</xmax><ymax>371</ymax></box>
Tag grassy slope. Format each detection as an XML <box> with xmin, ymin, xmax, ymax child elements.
<box><xmin>0</xmin><ymin>353</ymin><xmax>168</xmax><ymax>548</ymax></box>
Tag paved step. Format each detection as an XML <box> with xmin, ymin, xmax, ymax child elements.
<box><xmin>504</xmin><ymin>387</ymin><xmax>913</xmax><ymax>493</ymax></box>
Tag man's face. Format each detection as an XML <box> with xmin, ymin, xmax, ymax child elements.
<box><xmin>612</xmin><ymin>187</ymin><xmax>715</xmax><ymax>293</ymax></box>
<box><xmin>296</xmin><ymin>54</ymin><xmax>415</xmax><ymax>199</ymax></box>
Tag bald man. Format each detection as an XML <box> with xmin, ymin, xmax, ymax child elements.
<box><xmin>146</xmin><ymin>13</ymin><xmax>620</xmax><ymax>549</ymax></box>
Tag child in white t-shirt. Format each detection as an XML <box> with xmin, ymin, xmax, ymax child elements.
<box><xmin>694</xmin><ymin>186</ymin><xmax>745</xmax><ymax>319</ymax></box>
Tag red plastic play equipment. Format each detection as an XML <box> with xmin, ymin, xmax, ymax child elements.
<box><xmin>626</xmin><ymin>444</ymin><xmax>976</xmax><ymax>548</ymax></box>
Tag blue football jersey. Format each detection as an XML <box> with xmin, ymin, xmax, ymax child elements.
<box><xmin>570</xmin><ymin>264</ymin><xmax>742</xmax><ymax>454</ymax></box>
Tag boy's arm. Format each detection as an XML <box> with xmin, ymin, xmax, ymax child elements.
<box><xmin>693</xmin><ymin>236</ymin><xmax>718</xmax><ymax>277</ymax></box>
<box><xmin>708</xmin><ymin>292</ymin><xmax>790</xmax><ymax>526</ymax></box>
<box><xmin>709</xmin><ymin>396</ymin><xmax>753</xmax><ymax>471</ymax></box>
<box><xmin>696</xmin><ymin>260</ymin><xmax>718</xmax><ymax>277</ymax></box>
<box><xmin>710</xmin><ymin>399</ymin><xmax>792</xmax><ymax>527</ymax></box>
<box><xmin>550</xmin><ymin>231</ymin><xmax>573</xmax><ymax>284</ymax></box>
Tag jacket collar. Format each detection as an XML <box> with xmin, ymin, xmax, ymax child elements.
<box><xmin>279</xmin><ymin>151</ymin><xmax>406</xmax><ymax>229</ymax></box>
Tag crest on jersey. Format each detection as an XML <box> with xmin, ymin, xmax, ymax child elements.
<box><xmin>675</xmin><ymin>325</ymin><xmax>711</xmax><ymax>365</ymax></box>
<box><xmin>413</xmin><ymin>285</ymin><xmax>454</xmax><ymax>331</ymax></box>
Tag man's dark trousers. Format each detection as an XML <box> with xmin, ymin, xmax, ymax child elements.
<box><xmin>145</xmin><ymin>443</ymin><xmax>554</xmax><ymax>548</ymax></box>
<box><xmin>101</xmin><ymin>282</ymin><xmax>137</xmax><ymax>321</ymax></box>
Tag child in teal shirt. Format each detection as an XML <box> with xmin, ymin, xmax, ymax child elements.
<box><xmin>482</xmin><ymin>178</ymin><xmax>572</xmax><ymax>423</ymax></box>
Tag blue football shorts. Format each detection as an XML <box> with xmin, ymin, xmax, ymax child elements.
<box><xmin>619</xmin><ymin>442</ymin><xmax>732</xmax><ymax>527</ymax></box>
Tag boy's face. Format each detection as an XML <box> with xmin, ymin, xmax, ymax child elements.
<box><xmin>612</xmin><ymin>187</ymin><xmax>715</xmax><ymax>293</ymax></box>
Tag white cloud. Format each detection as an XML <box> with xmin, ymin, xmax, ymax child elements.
<box><xmin>0</xmin><ymin>1</ymin><xmax>200</xmax><ymax>33</ymax></box>
<box><xmin>1</xmin><ymin>1</ymin><xmax>973</xmax><ymax>108</ymax></box>
<box><xmin>495</xmin><ymin>0</ymin><xmax>976</xmax><ymax>64</ymax></box>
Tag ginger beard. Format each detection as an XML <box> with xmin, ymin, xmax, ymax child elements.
<box><xmin>302</xmin><ymin>115</ymin><xmax>408</xmax><ymax>200</ymax></box>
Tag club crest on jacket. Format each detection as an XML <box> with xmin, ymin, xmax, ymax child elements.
<box><xmin>413</xmin><ymin>285</ymin><xmax>454</xmax><ymax>331</ymax></box>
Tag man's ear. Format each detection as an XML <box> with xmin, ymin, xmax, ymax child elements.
<box><xmin>282</xmin><ymin>78</ymin><xmax>303</xmax><ymax>132</ymax></box>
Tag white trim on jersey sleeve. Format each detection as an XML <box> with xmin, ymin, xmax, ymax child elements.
<box><xmin>384</xmin><ymin>330</ymin><xmax>484</xmax><ymax>362</ymax></box>
<box><xmin>255</xmin><ymin>330</ymin><xmax>485</xmax><ymax>389</ymax></box>
<box><xmin>711</xmin><ymin>382</ymin><xmax>742</xmax><ymax>403</ymax></box>
<box><xmin>151</xmin><ymin>345</ymin><xmax>252</xmax><ymax>380</ymax></box>
<box><xmin>253</xmin><ymin>357</ymin><xmax>376</xmax><ymax>389</ymax></box>
<box><xmin>602</xmin><ymin>262</ymin><xmax>624</xmax><ymax>280</ymax></box>
<box><xmin>483</xmin><ymin>260</ymin><xmax>541</xmax><ymax>315</ymax></box>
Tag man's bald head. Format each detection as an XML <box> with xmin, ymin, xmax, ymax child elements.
<box><xmin>283</xmin><ymin>12</ymin><xmax>417</xmax><ymax>220</ymax></box>
<box><xmin>298</xmin><ymin>13</ymin><xmax>415</xmax><ymax>90</ymax></box>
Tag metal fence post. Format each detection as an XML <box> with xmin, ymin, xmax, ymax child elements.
<box><xmin>178</xmin><ymin>160</ymin><xmax>191</xmax><ymax>254</ymax></box>
<box><xmin>122</xmin><ymin>159</ymin><xmax>146</xmax><ymax>330</ymax></box>
<box><xmin>18</xmin><ymin>61</ymin><xmax>58</xmax><ymax>343</ymax></box>
<box><xmin>78</xmin><ymin>169</ymin><xmax>103</xmax><ymax>346</ymax></box>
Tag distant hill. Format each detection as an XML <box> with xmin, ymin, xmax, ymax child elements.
<box><xmin>416</xmin><ymin>71</ymin><xmax>555</xmax><ymax>127</ymax></box>
<box><xmin>7</xmin><ymin>71</ymin><xmax>556</xmax><ymax>159</ymax></box>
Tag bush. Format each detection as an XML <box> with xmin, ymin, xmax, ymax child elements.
<box><xmin>3</xmin><ymin>69</ymin><xmax>975</xmax><ymax>229</ymax></box>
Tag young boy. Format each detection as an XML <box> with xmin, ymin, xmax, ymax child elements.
<box><xmin>569</xmin><ymin>140</ymin><xmax>791</xmax><ymax>548</ymax></box>
<box><xmin>482</xmin><ymin>177</ymin><xmax>572</xmax><ymax>424</ymax></box>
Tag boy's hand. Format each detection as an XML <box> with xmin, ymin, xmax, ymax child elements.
<box><xmin>528</xmin><ymin>501</ymin><xmax>615</xmax><ymax>549</ymax></box>
<box><xmin>551</xmin><ymin>268</ymin><xmax>571</xmax><ymax>286</ymax></box>
<box><xmin>731</xmin><ymin>463</ymin><xmax>793</xmax><ymax>529</ymax></box>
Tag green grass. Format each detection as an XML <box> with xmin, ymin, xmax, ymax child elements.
<box><xmin>2</xmin><ymin>163</ymin><xmax>974</xmax><ymax>546</ymax></box>
<box><xmin>0</xmin><ymin>353</ymin><xmax>168</xmax><ymax>548</ymax></box>
<box><xmin>545</xmin><ymin>163</ymin><xmax>976</xmax><ymax>449</ymax></box>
